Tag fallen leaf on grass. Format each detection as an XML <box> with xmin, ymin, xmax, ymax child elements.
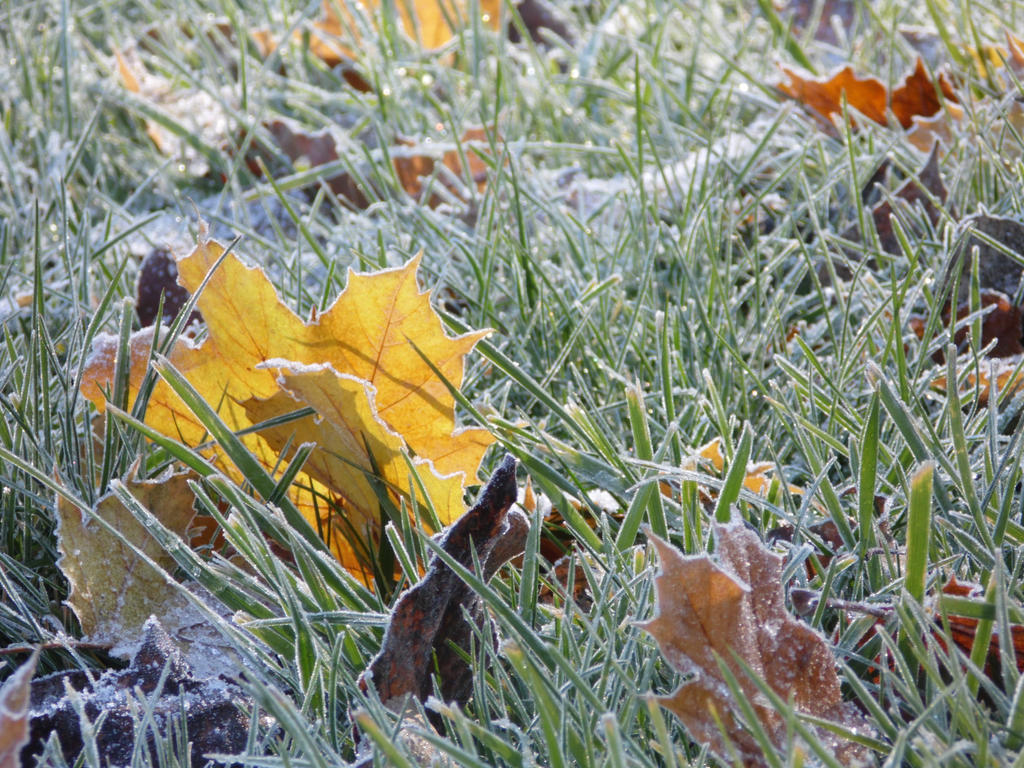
<box><xmin>930</xmin><ymin>355</ymin><xmax>1024</xmax><ymax>406</ymax></box>
<box><xmin>852</xmin><ymin>577</ymin><xmax>1024</xmax><ymax>687</ymax></box>
<box><xmin>114</xmin><ymin>47</ymin><xmax>234</xmax><ymax>176</ymax></box>
<box><xmin>136</xmin><ymin>246</ymin><xmax>202</xmax><ymax>328</ymax></box>
<box><xmin>243</xmin><ymin>362</ymin><xmax>469</xmax><ymax>551</ymax></box>
<box><xmin>906</xmin><ymin>102</ymin><xmax>965</xmax><ymax>153</ymax></box>
<box><xmin>938</xmin><ymin>577</ymin><xmax>1024</xmax><ymax>679</ymax></box>
<box><xmin>56</xmin><ymin>464</ymin><xmax>196</xmax><ymax>643</ymax></box>
<box><xmin>641</xmin><ymin>526</ymin><xmax>870</xmax><ymax>767</ymax></box>
<box><xmin>909</xmin><ymin>213</ymin><xmax>1024</xmax><ymax>382</ymax></box>
<box><xmin>945</xmin><ymin>214</ymin><xmax>1024</xmax><ymax>303</ymax></box>
<box><xmin>779</xmin><ymin>57</ymin><xmax>954</xmax><ymax>129</ymax></box>
<box><xmin>0</xmin><ymin>651</ymin><xmax>37</xmax><ymax>768</ymax></box>
<box><xmin>847</xmin><ymin>142</ymin><xmax>949</xmax><ymax>255</ymax></box>
<box><xmin>681</xmin><ymin>436</ymin><xmax>801</xmax><ymax>497</ymax></box>
<box><xmin>255</xmin><ymin>0</ymin><xmax>501</xmax><ymax>73</ymax></box>
<box><xmin>81</xmin><ymin>238</ymin><xmax>492</xmax><ymax>578</ymax></box>
<box><xmin>257</xmin><ymin>118</ymin><xmax>495</xmax><ymax>209</ymax></box>
<box><xmin>360</xmin><ymin>455</ymin><xmax>528</xmax><ymax>714</ymax></box>
<box><xmin>943</xmin><ymin>291</ymin><xmax>1023</xmax><ymax>359</ymax></box>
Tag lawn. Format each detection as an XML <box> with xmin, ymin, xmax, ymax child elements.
<box><xmin>2</xmin><ymin>0</ymin><xmax>1024</xmax><ymax>765</ymax></box>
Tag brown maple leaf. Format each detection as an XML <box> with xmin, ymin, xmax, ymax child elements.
<box><xmin>641</xmin><ymin>526</ymin><xmax>871</xmax><ymax>767</ymax></box>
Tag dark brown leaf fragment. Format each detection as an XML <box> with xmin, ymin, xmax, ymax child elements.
<box><xmin>841</xmin><ymin>142</ymin><xmax>947</xmax><ymax>257</ymax></box>
<box><xmin>945</xmin><ymin>214</ymin><xmax>1024</xmax><ymax>304</ymax></box>
<box><xmin>136</xmin><ymin>247</ymin><xmax>201</xmax><ymax>328</ymax></box>
<box><xmin>508</xmin><ymin>0</ymin><xmax>573</xmax><ymax>44</ymax></box>
<box><xmin>361</xmin><ymin>455</ymin><xmax>528</xmax><ymax>715</ymax></box>
<box><xmin>23</xmin><ymin>619</ymin><xmax>250</xmax><ymax>768</ymax></box>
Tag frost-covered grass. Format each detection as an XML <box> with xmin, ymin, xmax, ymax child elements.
<box><xmin>4</xmin><ymin>0</ymin><xmax>1024</xmax><ymax>765</ymax></box>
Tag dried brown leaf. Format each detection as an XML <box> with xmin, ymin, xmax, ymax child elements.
<box><xmin>854</xmin><ymin>142</ymin><xmax>948</xmax><ymax>255</ymax></box>
<box><xmin>939</xmin><ymin>578</ymin><xmax>1024</xmax><ymax>679</ymax></box>
<box><xmin>360</xmin><ymin>455</ymin><xmax>528</xmax><ymax>716</ymax></box>
<box><xmin>136</xmin><ymin>247</ymin><xmax>202</xmax><ymax>328</ymax></box>
<box><xmin>641</xmin><ymin>526</ymin><xmax>870</xmax><ymax>767</ymax></box>
<box><xmin>252</xmin><ymin>120</ymin><xmax>495</xmax><ymax>209</ymax></box>
<box><xmin>946</xmin><ymin>214</ymin><xmax>1024</xmax><ymax>303</ymax></box>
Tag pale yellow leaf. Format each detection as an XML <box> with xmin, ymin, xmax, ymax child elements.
<box><xmin>56</xmin><ymin>464</ymin><xmax>196</xmax><ymax>641</ymax></box>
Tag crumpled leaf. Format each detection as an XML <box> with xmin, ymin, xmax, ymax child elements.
<box><xmin>641</xmin><ymin>525</ymin><xmax>870</xmax><ymax>767</ymax></box>
<box><xmin>0</xmin><ymin>651</ymin><xmax>37</xmax><ymax>768</ymax></box>
<box><xmin>56</xmin><ymin>464</ymin><xmax>196</xmax><ymax>642</ymax></box>
<box><xmin>779</xmin><ymin>57</ymin><xmax>954</xmax><ymax>129</ymax></box>
<box><xmin>360</xmin><ymin>455</ymin><xmax>528</xmax><ymax>715</ymax></box>
<box><xmin>80</xmin><ymin>239</ymin><xmax>492</xmax><ymax>578</ymax></box>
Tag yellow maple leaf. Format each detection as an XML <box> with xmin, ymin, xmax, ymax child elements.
<box><xmin>243</xmin><ymin>362</ymin><xmax>466</xmax><ymax>550</ymax></box>
<box><xmin>81</xmin><ymin>238</ymin><xmax>492</xmax><ymax>579</ymax></box>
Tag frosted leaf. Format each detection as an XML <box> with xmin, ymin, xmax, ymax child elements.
<box><xmin>640</xmin><ymin>525</ymin><xmax>872</xmax><ymax>767</ymax></box>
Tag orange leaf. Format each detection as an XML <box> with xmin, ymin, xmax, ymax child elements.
<box><xmin>931</xmin><ymin>356</ymin><xmax>1024</xmax><ymax>406</ymax></box>
<box><xmin>779</xmin><ymin>64</ymin><xmax>887</xmax><ymax>125</ymax></box>
<box><xmin>939</xmin><ymin>578</ymin><xmax>1024</xmax><ymax>677</ymax></box>
<box><xmin>780</xmin><ymin>57</ymin><xmax>954</xmax><ymax>129</ymax></box>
